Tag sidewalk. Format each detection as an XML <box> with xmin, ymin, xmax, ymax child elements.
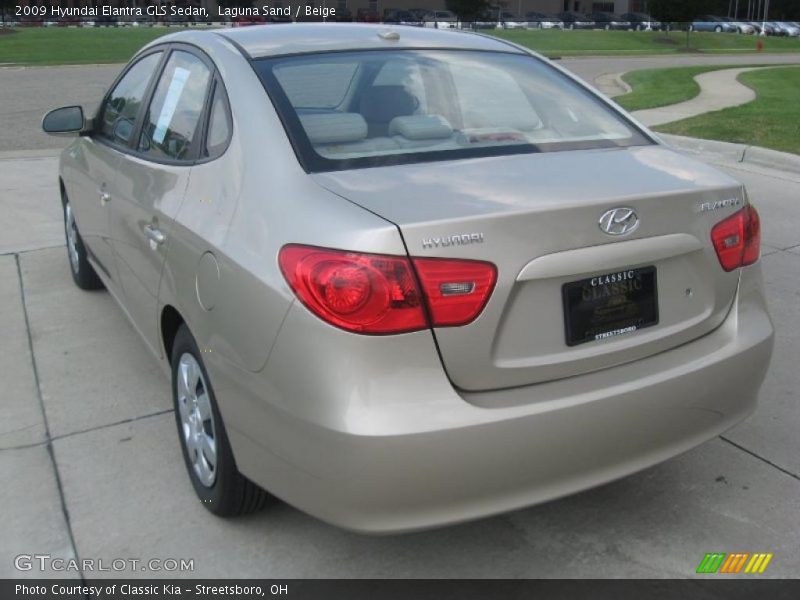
<box><xmin>599</xmin><ymin>65</ymin><xmax>800</xmax><ymax>175</ymax></box>
<box><xmin>630</xmin><ymin>67</ymin><xmax>762</xmax><ymax>127</ymax></box>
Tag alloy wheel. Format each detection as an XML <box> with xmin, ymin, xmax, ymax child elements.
<box><xmin>65</xmin><ymin>203</ymin><xmax>80</xmax><ymax>274</ymax></box>
<box><xmin>176</xmin><ymin>352</ymin><xmax>218</xmax><ymax>487</ymax></box>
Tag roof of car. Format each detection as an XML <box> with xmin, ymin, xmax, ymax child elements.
<box><xmin>214</xmin><ymin>23</ymin><xmax>524</xmax><ymax>58</ymax></box>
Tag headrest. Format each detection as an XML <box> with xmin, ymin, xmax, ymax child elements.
<box><xmin>359</xmin><ymin>86</ymin><xmax>418</xmax><ymax>123</ymax></box>
<box><xmin>389</xmin><ymin>115</ymin><xmax>453</xmax><ymax>140</ymax></box>
<box><xmin>299</xmin><ymin>113</ymin><xmax>368</xmax><ymax>145</ymax></box>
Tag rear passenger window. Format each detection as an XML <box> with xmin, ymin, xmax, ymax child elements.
<box><xmin>138</xmin><ymin>51</ymin><xmax>212</xmax><ymax>161</ymax></box>
<box><xmin>204</xmin><ymin>83</ymin><xmax>231</xmax><ymax>159</ymax></box>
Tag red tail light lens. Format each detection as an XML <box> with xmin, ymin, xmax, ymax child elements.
<box><xmin>413</xmin><ymin>257</ymin><xmax>498</xmax><ymax>327</ymax></box>
<box><xmin>711</xmin><ymin>205</ymin><xmax>761</xmax><ymax>272</ymax></box>
<box><xmin>279</xmin><ymin>245</ymin><xmax>497</xmax><ymax>334</ymax></box>
<box><xmin>279</xmin><ymin>245</ymin><xmax>427</xmax><ymax>334</ymax></box>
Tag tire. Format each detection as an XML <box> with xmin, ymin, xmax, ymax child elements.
<box><xmin>715</xmin><ymin>25</ymin><xmax>722</xmax><ymax>33</ymax></box>
<box><xmin>63</xmin><ymin>193</ymin><xmax>104</xmax><ymax>290</ymax></box>
<box><xmin>605</xmin><ymin>24</ymin><xmax>611</xmax><ymax>30</ymax></box>
<box><xmin>171</xmin><ymin>325</ymin><xmax>271</xmax><ymax>516</ymax></box>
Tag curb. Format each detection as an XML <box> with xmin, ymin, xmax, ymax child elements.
<box><xmin>658</xmin><ymin>133</ymin><xmax>800</xmax><ymax>175</ymax></box>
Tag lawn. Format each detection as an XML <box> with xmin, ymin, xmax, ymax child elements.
<box><xmin>2</xmin><ymin>27</ymin><xmax>800</xmax><ymax>66</ymax></box>
<box><xmin>0</xmin><ymin>27</ymin><xmax>175</xmax><ymax>65</ymax></box>
<box><xmin>491</xmin><ymin>28</ymin><xmax>800</xmax><ymax>57</ymax></box>
<box><xmin>656</xmin><ymin>66</ymin><xmax>800</xmax><ymax>155</ymax></box>
<box><xmin>616</xmin><ymin>64</ymin><xmax>782</xmax><ymax>112</ymax></box>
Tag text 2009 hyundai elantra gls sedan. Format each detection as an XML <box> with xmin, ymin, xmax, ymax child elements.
<box><xmin>43</xmin><ymin>24</ymin><xmax>773</xmax><ymax>533</ymax></box>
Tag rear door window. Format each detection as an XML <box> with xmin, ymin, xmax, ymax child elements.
<box><xmin>138</xmin><ymin>50</ymin><xmax>212</xmax><ymax>161</ymax></box>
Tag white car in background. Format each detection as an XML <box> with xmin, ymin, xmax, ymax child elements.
<box><xmin>423</xmin><ymin>10</ymin><xmax>458</xmax><ymax>29</ymax></box>
<box><xmin>525</xmin><ymin>12</ymin><xmax>564</xmax><ymax>29</ymax></box>
<box><xmin>496</xmin><ymin>11</ymin><xmax>527</xmax><ymax>29</ymax></box>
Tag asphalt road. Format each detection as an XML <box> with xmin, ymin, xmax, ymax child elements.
<box><xmin>1</xmin><ymin>53</ymin><xmax>799</xmax><ymax>579</ymax></box>
<box><xmin>3</xmin><ymin>53</ymin><xmax>800</xmax><ymax>152</ymax></box>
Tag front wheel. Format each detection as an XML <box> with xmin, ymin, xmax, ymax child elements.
<box><xmin>63</xmin><ymin>195</ymin><xmax>103</xmax><ymax>290</ymax></box>
<box><xmin>171</xmin><ymin>325</ymin><xmax>271</xmax><ymax>516</ymax></box>
<box><xmin>715</xmin><ymin>25</ymin><xmax>723</xmax><ymax>33</ymax></box>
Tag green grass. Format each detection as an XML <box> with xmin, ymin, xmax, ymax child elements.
<box><xmin>616</xmin><ymin>64</ymin><xmax>781</xmax><ymax>112</ymax></box>
<box><xmin>656</xmin><ymin>66</ymin><xmax>800</xmax><ymax>155</ymax></box>
<box><xmin>0</xmin><ymin>27</ymin><xmax>175</xmax><ymax>65</ymax></box>
<box><xmin>490</xmin><ymin>29</ymin><xmax>800</xmax><ymax>57</ymax></box>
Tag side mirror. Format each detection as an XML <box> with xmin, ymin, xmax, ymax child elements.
<box><xmin>42</xmin><ymin>106</ymin><xmax>90</xmax><ymax>136</ymax></box>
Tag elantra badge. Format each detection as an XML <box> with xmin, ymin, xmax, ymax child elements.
<box><xmin>599</xmin><ymin>207</ymin><xmax>639</xmax><ymax>236</ymax></box>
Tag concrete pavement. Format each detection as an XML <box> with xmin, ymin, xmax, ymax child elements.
<box><xmin>1</xmin><ymin>149</ymin><xmax>799</xmax><ymax>578</ymax></box>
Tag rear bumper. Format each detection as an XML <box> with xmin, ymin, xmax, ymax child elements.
<box><xmin>219</xmin><ymin>265</ymin><xmax>773</xmax><ymax>533</ymax></box>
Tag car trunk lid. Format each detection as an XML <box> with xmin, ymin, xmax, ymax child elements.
<box><xmin>312</xmin><ymin>145</ymin><xmax>745</xmax><ymax>391</ymax></box>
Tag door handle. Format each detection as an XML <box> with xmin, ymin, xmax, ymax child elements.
<box><xmin>144</xmin><ymin>224</ymin><xmax>166</xmax><ymax>246</ymax></box>
<box><xmin>99</xmin><ymin>190</ymin><xmax>111</xmax><ymax>205</ymax></box>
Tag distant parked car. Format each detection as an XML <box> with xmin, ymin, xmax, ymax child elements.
<box><xmin>356</xmin><ymin>8</ymin><xmax>380</xmax><ymax>23</ymax></box>
<box><xmin>423</xmin><ymin>10</ymin><xmax>458</xmax><ymax>29</ymax></box>
<box><xmin>56</xmin><ymin>16</ymin><xmax>80</xmax><ymax>27</ymax></box>
<box><xmin>497</xmin><ymin>11</ymin><xmax>526</xmax><ymax>29</ymax></box>
<box><xmin>589</xmin><ymin>12</ymin><xmax>631</xmax><ymax>30</ymax></box>
<box><xmin>768</xmin><ymin>21</ymin><xmax>800</xmax><ymax>36</ymax></box>
<box><xmin>333</xmin><ymin>7</ymin><xmax>352</xmax><ymax>22</ymax></box>
<box><xmin>559</xmin><ymin>11</ymin><xmax>595</xmax><ymax>30</ymax></box>
<box><xmin>232</xmin><ymin>14</ymin><xmax>266</xmax><ymax>27</ymax></box>
<box><xmin>746</xmin><ymin>21</ymin><xmax>773</xmax><ymax>35</ymax></box>
<box><xmin>690</xmin><ymin>16</ymin><xmax>737</xmax><ymax>33</ymax></box>
<box><xmin>718</xmin><ymin>17</ymin><xmax>756</xmax><ymax>34</ymax></box>
<box><xmin>383</xmin><ymin>9</ymin><xmax>423</xmax><ymax>26</ymax></box>
<box><xmin>524</xmin><ymin>12</ymin><xmax>563</xmax><ymax>29</ymax></box>
<box><xmin>621</xmin><ymin>12</ymin><xmax>662</xmax><ymax>31</ymax></box>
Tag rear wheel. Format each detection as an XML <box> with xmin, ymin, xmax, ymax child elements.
<box><xmin>63</xmin><ymin>195</ymin><xmax>103</xmax><ymax>290</ymax></box>
<box><xmin>171</xmin><ymin>325</ymin><xmax>271</xmax><ymax>516</ymax></box>
<box><xmin>715</xmin><ymin>25</ymin><xmax>723</xmax><ymax>32</ymax></box>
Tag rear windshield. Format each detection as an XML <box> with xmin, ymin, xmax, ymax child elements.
<box><xmin>253</xmin><ymin>49</ymin><xmax>651</xmax><ymax>172</ymax></box>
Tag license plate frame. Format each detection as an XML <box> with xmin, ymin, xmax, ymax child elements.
<box><xmin>562</xmin><ymin>266</ymin><xmax>659</xmax><ymax>347</ymax></box>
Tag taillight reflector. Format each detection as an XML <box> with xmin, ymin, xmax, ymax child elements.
<box><xmin>278</xmin><ymin>245</ymin><xmax>497</xmax><ymax>334</ymax></box>
<box><xmin>711</xmin><ymin>205</ymin><xmax>761</xmax><ymax>272</ymax></box>
<box><xmin>413</xmin><ymin>257</ymin><xmax>497</xmax><ymax>327</ymax></box>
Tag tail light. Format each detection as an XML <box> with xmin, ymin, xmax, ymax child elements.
<box><xmin>279</xmin><ymin>245</ymin><xmax>496</xmax><ymax>334</ymax></box>
<box><xmin>711</xmin><ymin>205</ymin><xmax>761</xmax><ymax>272</ymax></box>
<box><xmin>412</xmin><ymin>257</ymin><xmax>497</xmax><ymax>327</ymax></box>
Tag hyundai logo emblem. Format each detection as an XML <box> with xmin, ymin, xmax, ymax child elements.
<box><xmin>599</xmin><ymin>207</ymin><xmax>639</xmax><ymax>236</ymax></box>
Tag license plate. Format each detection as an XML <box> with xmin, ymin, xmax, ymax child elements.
<box><xmin>562</xmin><ymin>266</ymin><xmax>658</xmax><ymax>347</ymax></box>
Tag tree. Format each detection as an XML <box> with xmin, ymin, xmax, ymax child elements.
<box><xmin>446</xmin><ymin>0</ymin><xmax>493</xmax><ymax>23</ymax></box>
<box><xmin>648</xmin><ymin>0</ymin><xmax>714</xmax><ymax>50</ymax></box>
<box><xmin>0</xmin><ymin>0</ymin><xmax>14</xmax><ymax>25</ymax></box>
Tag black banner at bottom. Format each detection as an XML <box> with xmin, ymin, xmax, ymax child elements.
<box><xmin>3</xmin><ymin>579</ymin><xmax>800</xmax><ymax>600</ymax></box>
